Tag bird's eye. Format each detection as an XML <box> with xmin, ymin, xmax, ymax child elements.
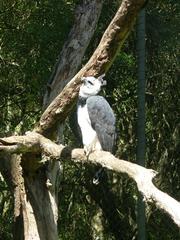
<box><xmin>88</xmin><ymin>80</ymin><xmax>93</xmax><ymax>85</ymax></box>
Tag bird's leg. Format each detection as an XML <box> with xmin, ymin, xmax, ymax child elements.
<box><xmin>84</xmin><ymin>137</ymin><xmax>102</xmax><ymax>159</ymax></box>
<box><xmin>84</xmin><ymin>145</ymin><xmax>91</xmax><ymax>159</ymax></box>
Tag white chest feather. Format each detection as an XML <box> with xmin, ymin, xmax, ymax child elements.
<box><xmin>77</xmin><ymin>104</ymin><xmax>101</xmax><ymax>152</ymax></box>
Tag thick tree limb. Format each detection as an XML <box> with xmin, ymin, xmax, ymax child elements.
<box><xmin>0</xmin><ymin>132</ymin><xmax>180</xmax><ymax>227</ymax></box>
<box><xmin>36</xmin><ymin>0</ymin><xmax>147</xmax><ymax>135</ymax></box>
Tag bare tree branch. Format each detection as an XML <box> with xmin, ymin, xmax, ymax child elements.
<box><xmin>0</xmin><ymin>132</ymin><xmax>180</xmax><ymax>227</ymax></box>
<box><xmin>35</xmin><ymin>0</ymin><xmax>147</xmax><ymax>135</ymax></box>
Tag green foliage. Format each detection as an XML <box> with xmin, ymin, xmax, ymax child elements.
<box><xmin>0</xmin><ymin>0</ymin><xmax>75</xmax><ymax>135</ymax></box>
<box><xmin>144</xmin><ymin>2</ymin><xmax>180</xmax><ymax>239</ymax></box>
<box><xmin>58</xmin><ymin>165</ymin><xmax>93</xmax><ymax>240</ymax></box>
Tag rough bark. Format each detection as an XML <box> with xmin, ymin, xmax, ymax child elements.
<box><xmin>1</xmin><ymin>132</ymin><xmax>180</xmax><ymax>227</ymax></box>
<box><xmin>43</xmin><ymin>0</ymin><xmax>104</xmax><ymax>108</ymax></box>
<box><xmin>36</xmin><ymin>0</ymin><xmax>147</xmax><ymax>135</ymax></box>
<box><xmin>22</xmin><ymin>168</ymin><xmax>60</xmax><ymax>240</ymax></box>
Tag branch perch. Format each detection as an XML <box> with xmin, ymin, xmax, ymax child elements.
<box><xmin>0</xmin><ymin>132</ymin><xmax>180</xmax><ymax>227</ymax></box>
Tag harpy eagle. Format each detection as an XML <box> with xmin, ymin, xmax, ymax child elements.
<box><xmin>77</xmin><ymin>75</ymin><xmax>116</xmax><ymax>183</ymax></box>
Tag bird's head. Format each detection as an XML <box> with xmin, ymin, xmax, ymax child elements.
<box><xmin>79</xmin><ymin>75</ymin><xmax>106</xmax><ymax>98</ymax></box>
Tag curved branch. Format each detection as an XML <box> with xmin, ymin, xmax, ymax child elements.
<box><xmin>0</xmin><ymin>132</ymin><xmax>180</xmax><ymax>227</ymax></box>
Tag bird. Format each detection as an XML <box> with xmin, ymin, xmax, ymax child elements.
<box><xmin>77</xmin><ymin>75</ymin><xmax>116</xmax><ymax>184</ymax></box>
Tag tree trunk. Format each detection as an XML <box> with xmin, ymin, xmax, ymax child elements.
<box><xmin>21</xmin><ymin>167</ymin><xmax>60</xmax><ymax>240</ymax></box>
<box><xmin>43</xmin><ymin>0</ymin><xmax>104</xmax><ymax>108</ymax></box>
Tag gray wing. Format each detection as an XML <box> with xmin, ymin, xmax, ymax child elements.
<box><xmin>87</xmin><ymin>96</ymin><xmax>116</xmax><ymax>152</ymax></box>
